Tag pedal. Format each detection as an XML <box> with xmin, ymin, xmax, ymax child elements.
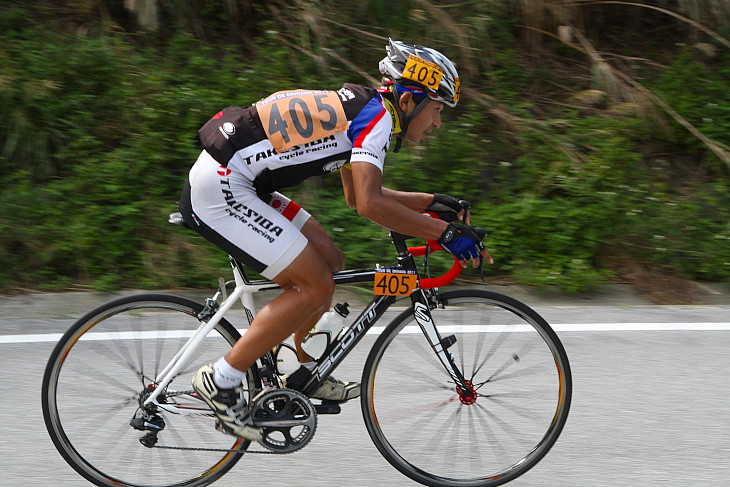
<box><xmin>315</xmin><ymin>401</ymin><xmax>342</xmax><ymax>415</ymax></box>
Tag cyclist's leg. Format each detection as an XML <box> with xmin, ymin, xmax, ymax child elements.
<box><xmin>224</xmin><ymin>214</ymin><xmax>348</xmax><ymax>369</ymax></box>
<box><xmin>276</xmin><ymin>218</ymin><xmax>360</xmax><ymax>401</ymax></box>
<box><xmin>264</xmin><ymin>193</ymin><xmax>345</xmax><ymax>362</ymax></box>
<box><xmin>292</xmin><ymin>217</ymin><xmax>345</xmax><ymax>361</ymax></box>
<box><xmin>181</xmin><ymin>155</ymin><xmax>337</xmax><ymax>373</ymax></box>
<box><xmin>182</xmin><ymin>155</ymin><xmax>355</xmax><ymax>400</ymax></box>
<box><xmin>300</xmin><ymin>217</ymin><xmax>345</xmax><ymax>273</ymax></box>
<box><xmin>224</xmin><ymin>241</ymin><xmax>335</xmax><ymax>372</ymax></box>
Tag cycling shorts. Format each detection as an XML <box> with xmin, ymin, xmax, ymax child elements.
<box><xmin>180</xmin><ymin>150</ymin><xmax>311</xmax><ymax>279</ymax></box>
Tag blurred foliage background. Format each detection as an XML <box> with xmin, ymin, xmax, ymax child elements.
<box><xmin>1</xmin><ymin>0</ymin><xmax>729</xmax><ymax>301</ymax></box>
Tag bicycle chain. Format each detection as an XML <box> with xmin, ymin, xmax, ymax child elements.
<box><xmin>145</xmin><ymin>388</ymin><xmax>312</xmax><ymax>456</ymax></box>
<box><xmin>151</xmin><ymin>444</ymin><xmax>290</xmax><ymax>455</ymax></box>
<box><xmin>149</xmin><ymin>388</ymin><xmax>310</xmax><ymax>456</ymax></box>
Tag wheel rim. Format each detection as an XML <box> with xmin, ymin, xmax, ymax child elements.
<box><xmin>43</xmin><ymin>297</ymin><xmax>251</xmax><ymax>487</ymax></box>
<box><xmin>364</xmin><ymin>292</ymin><xmax>571</xmax><ymax>487</ymax></box>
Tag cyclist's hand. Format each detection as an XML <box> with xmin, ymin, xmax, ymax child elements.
<box><xmin>426</xmin><ymin>194</ymin><xmax>471</xmax><ymax>224</ymax></box>
<box><xmin>438</xmin><ymin>223</ymin><xmax>493</xmax><ymax>268</ymax></box>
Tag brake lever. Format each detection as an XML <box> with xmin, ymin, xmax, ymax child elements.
<box><xmin>474</xmin><ymin>227</ymin><xmax>488</xmax><ymax>282</ymax></box>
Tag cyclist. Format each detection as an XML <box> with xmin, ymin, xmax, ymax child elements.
<box><xmin>182</xmin><ymin>38</ymin><xmax>493</xmax><ymax>441</ymax></box>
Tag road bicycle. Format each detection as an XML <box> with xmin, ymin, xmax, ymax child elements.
<box><xmin>42</xmin><ymin>211</ymin><xmax>572</xmax><ymax>487</ymax></box>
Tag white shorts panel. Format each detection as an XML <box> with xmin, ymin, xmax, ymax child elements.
<box><xmin>188</xmin><ymin>151</ymin><xmax>310</xmax><ymax>279</ymax></box>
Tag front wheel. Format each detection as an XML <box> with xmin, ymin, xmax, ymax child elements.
<box><xmin>361</xmin><ymin>289</ymin><xmax>572</xmax><ymax>487</ymax></box>
<box><xmin>42</xmin><ymin>294</ymin><xmax>257</xmax><ymax>487</ymax></box>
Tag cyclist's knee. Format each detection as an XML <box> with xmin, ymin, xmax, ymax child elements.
<box><xmin>285</xmin><ymin>279</ymin><xmax>332</xmax><ymax>325</ymax></box>
<box><xmin>302</xmin><ymin>273</ymin><xmax>335</xmax><ymax>307</ymax></box>
<box><xmin>300</xmin><ymin>265</ymin><xmax>335</xmax><ymax>312</ymax></box>
<box><xmin>276</xmin><ymin>244</ymin><xmax>335</xmax><ymax>309</ymax></box>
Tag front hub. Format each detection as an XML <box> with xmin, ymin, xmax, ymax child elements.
<box><xmin>456</xmin><ymin>379</ymin><xmax>477</xmax><ymax>405</ymax></box>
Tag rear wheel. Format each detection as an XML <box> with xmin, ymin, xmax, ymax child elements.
<box><xmin>361</xmin><ymin>289</ymin><xmax>571</xmax><ymax>487</ymax></box>
<box><xmin>42</xmin><ymin>294</ymin><xmax>257</xmax><ymax>487</ymax></box>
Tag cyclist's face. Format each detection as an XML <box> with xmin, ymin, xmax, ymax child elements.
<box><xmin>401</xmin><ymin>96</ymin><xmax>444</xmax><ymax>144</ymax></box>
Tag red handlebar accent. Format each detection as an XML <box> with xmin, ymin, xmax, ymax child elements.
<box><xmin>408</xmin><ymin>240</ymin><xmax>462</xmax><ymax>289</ymax></box>
<box><xmin>405</xmin><ymin>211</ymin><xmax>463</xmax><ymax>289</ymax></box>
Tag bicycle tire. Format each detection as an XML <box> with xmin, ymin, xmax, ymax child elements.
<box><xmin>42</xmin><ymin>293</ymin><xmax>256</xmax><ymax>487</ymax></box>
<box><xmin>361</xmin><ymin>289</ymin><xmax>572</xmax><ymax>487</ymax></box>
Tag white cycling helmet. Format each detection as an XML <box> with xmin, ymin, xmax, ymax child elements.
<box><xmin>379</xmin><ymin>38</ymin><xmax>460</xmax><ymax>107</ymax></box>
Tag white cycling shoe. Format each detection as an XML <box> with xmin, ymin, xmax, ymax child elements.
<box><xmin>311</xmin><ymin>376</ymin><xmax>360</xmax><ymax>401</ymax></box>
<box><xmin>192</xmin><ymin>364</ymin><xmax>264</xmax><ymax>441</ymax></box>
<box><xmin>281</xmin><ymin>365</ymin><xmax>360</xmax><ymax>402</ymax></box>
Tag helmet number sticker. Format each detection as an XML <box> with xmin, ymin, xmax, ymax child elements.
<box><xmin>402</xmin><ymin>55</ymin><xmax>443</xmax><ymax>91</ymax></box>
<box><xmin>257</xmin><ymin>90</ymin><xmax>348</xmax><ymax>153</ymax></box>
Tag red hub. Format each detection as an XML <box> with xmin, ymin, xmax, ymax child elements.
<box><xmin>456</xmin><ymin>379</ymin><xmax>477</xmax><ymax>405</ymax></box>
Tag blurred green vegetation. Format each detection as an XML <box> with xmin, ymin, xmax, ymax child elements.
<box><xmin>1</xmin><ymin>1</ymin><xmax>729</xmax><ymax>298</ymax></box>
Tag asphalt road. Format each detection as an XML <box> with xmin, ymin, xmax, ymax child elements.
<box><xmin>1</xmin><ymin>289</ymin><xmax>729</xmax><ymax>487</ymax></box>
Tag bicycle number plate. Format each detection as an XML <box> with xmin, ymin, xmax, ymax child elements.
<box><xmin>374</xmin><ymin>267</ymin><xmax>417</xmax><ymax>296</ymax></box>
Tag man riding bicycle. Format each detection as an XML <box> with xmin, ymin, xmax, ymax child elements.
<box><xmin>182</xmin><ymin>38</ymin><xmax>493</xmax><ymax>441</ymax></box>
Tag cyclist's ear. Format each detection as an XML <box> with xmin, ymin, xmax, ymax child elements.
<box><xmin>398</xmin><ymin>91</ymin><xmax>415</xmax><ymax>113</ymax></box>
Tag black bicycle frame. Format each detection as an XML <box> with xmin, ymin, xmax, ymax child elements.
<box><xmin>287</xmin><ymin>231</ymin><xmax>475</xmax><ymax>400</ymax></box>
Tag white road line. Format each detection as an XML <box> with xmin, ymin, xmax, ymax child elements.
<box><xmin>2</xmin><ymin>322</ymin><xmax>729</xmax><ymax>345</ymax></box>
<box><xmin>553</xmin><ymin>322</ymin><xmax>730</xmax><ymax>332</ymax></box>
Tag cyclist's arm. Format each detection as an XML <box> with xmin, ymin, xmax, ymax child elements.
<box><xmin>342</xmin><ymin>167</ymin><xmax>468</xmax><ymax>220</ymax></box>
<box><xmin>340</xmin><ymin>161</ymin><xmax>447</xmax><ymax>240</ymax></box>
<box><xmin>342</xmin><ymin>172</ymin><xmax>432</xmax><ymax>212</ymax></box>
<box><xmin>380</xmin><ymin>187</ymin><xmax>434</xmax><ymax>212</ymax></box>
<box><xmin>341</xmin><ymin>162</ymin><xmax>492</xmax><ymax>267</ymax></box>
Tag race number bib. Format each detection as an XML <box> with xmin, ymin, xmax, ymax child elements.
<box><xmin>256</xmin><ymin>90</ymin><xmax>348</xmax><ymax>153</ymax></box>
<box><xmin>374</xmin><ymin>267</ymin><xmax>418</xmax><ymax>296</ymax></box>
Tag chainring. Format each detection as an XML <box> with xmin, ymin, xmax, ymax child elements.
<box><xmin>250</xmin><ymin>387</ymin><xmax>317</xmax><ymax>453</ymax></box>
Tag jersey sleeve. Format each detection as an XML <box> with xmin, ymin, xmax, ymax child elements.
<box><xmin>348</xmin><ymin>96</ymin><xmax>392</xmax><ymax>172</ymax></box>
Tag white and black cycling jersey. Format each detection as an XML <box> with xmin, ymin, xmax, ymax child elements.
<box><xmin>197</xmin><ymin>83</ymin><xmax>394</xmax><ymax>195</ymax></box>
<box><xmin>182</xmin><ymin>83</ymin><xmax>396</xmax><ymax>278</ymax></box>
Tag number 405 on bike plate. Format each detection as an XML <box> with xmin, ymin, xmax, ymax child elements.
<box><xmin>374</xmin><ymin>266</ymin><xmax>417</xmax><ymax>296</ymax></box>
